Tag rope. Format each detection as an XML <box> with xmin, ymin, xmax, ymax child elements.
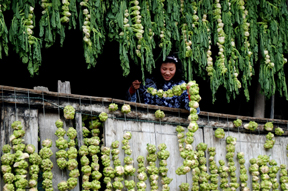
<box><xmin>14</xmin><ymin>88</ymin><xmax>17</xmax><ymax>121</ymax></box>
<box><xmin>57</xmin><ymin>93</ymin><xmax>60</xmax><ymax>119</ymax></box>
<box><xmin>42</xmin><ymin>92</ymin><xmax>45</xmax><ymax>119</ymax></box>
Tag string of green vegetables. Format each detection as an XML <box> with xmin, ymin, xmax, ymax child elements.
<box><xmin>9</xmin><ymin>0</ymin><xmax>42</xmax><ymax>76</ymax></box>
<box><xmin>0</xmin><ymin>0</ymin><xmax>10</xmax><ymax>59</ymax></box>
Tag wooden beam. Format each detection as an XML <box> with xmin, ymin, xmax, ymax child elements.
<box><xmin>1</xmin><ymin>84</ymin><xmax>288</xmax><ymax>125</ymax></box>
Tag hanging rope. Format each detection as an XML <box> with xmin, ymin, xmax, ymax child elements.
<box><xmin>57</xmin><ymin>93</ymin><xmax>60</xmax><ymax>119</ymax></box>
<box><xmin>14</xmin><ymin>88</ymin><xmax>17</xmax><ymax>121</ymax></box>
<box><xmin>28</xmin><ymin>90</ymin><xmax>31</xmax><ymax>129</ymax></box>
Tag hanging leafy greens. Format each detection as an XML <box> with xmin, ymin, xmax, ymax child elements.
<box><xmin>79</xmin><ymin>0</ymin><xmax>106</xmax><ymax>69</ymax></box>
<box><xmin>9</xmin><ymin>0</ymin><xmax>42</xmax><ymax>76</ymax></box>
<box><xmin>0</xmin><ymin>0</ymin><xmax>10</xmax><ymax>59</ymax></box>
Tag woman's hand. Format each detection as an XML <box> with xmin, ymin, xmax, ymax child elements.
<box><xmin>132</xmin><ymin>80</ymin><xmax>141</xmax><ymax>90</ymax></box>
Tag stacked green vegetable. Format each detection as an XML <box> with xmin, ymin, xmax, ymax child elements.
<box><xmin>5</xmin><ymin>121</ymin><xmax>27</xmax><ymax>190</ymax></box>
<box><xmin>78</xmin><ymin>145</ymin><xmax>90</xmax><ymax>190</ymax></box>
<box><xmin>9</xmin><ymin>1</ymin><xmax>42</xmax><ymax>76</ymax></box>
<box><xmin>269</xmin><ymin>159</ymin><xmax>280</xmax><ymax>190</ymax></box>
<box><xmin>244</xmin><ymin>121</ymin><xmax>258</xmax><ymax>131</ymax></box>
<box><xmin>249</xmin><ymin>158</ymin><xmax>260</xmax><ymax>190</ymax></box>
<box><xmin>218</xmin><ymin>159</ymin><xmax>229</xmax><ymax>189</ymax></box>
<box><xmin>110</xmin><ymin>140</ymin><xmax>123</xmax><ymax>190</ymax></box>
<box><xmin>122</xmin><ymin>131</ymin><xmax>132</xmax><ymax>155</ymax></box>
<box><xmin>226</xmin><ymin>136</ymin><xmax>239</xmax><ymax>190</ymax></box>
<box><xmin>9</xmin><ymin>121</ymin><xmax>25</xmax><ymax>152</ymax></box>
<box><xmin>0</xmin><ymin>0</ymin><xmax>9</xmax><ymax>59</ymax></box>
<box><xmin>264</xmin><ymin>132</ymin><xmax>275</xmax><ymax>149</ymax></box>
<box><xmin>136</xmin><ymin>155</ymin><xmax>147</xmax><ymax>190</ymax></box>
<box><xmin>101</xmin><ymin>146</ymin><xmax>114</xmax><ymax>191</ymax></box>
<box><xmin>176</xmin><ymin>125</ymin><xmax>185</xmax><ymax>152</ymax></box>
<box><xmin>1</xmin><ymin>144</ymin><xmax>16</xmax><ymax>191</ymax></box>
<box><xmin>80</xmin><ymin>144</ymin><xmax>92</xmax><ymax>191</ymax></box>
<box><xmin>88</xmin><ymin>120</ymin><xmax>101</xmax><ymax>190</ymax></box>
<box><xmin>55</xmin><ymin>119</ymin><xmax>67</xmax><ymax>170</ymax></box>
<box><xmin>146</xmin><ymin>144</ymin><xmax>159</xmax><ymax>190</ymax></box>
<box><xmin>280</xmin><ymin>164</ymin><xmax>288</xmax><ymax>190</ymax></box>
<box><xmin>237</xmin><ymin>152</ymin><xmax>248</xmax><ymax>191</ymax></box>
<box><xmin>215</xmin><ymin>128</ymin><xmax>225</xmax><ymax>139</ymax></box>
<box><xmin>124</xmin><ymin>155</ymin><xmax>135</xmax><ymax>177</ymax></box>
<box><xmin>101</xmin><ymin>146</ymin><xmax>117</xmax><ymax>190</ymax></box>
<box><xmin>91</xmin><ymin>154</ymin><xmax>101</xmax><ymax>190</ymax></box>
<box><xmin>208</xmin><ymin>147</ymin><xmax>218</xmax><ymax>190</ymax></box>
<box><xmin>158</xmin><ymin>143</ymin><xmax>172</xmax><ymax>191</ymax></box>
<box><xmin>196</xmin><ymin>143</ymin><xmax>210</xmax><ymax>191</ymax></box>
<box><xmin>123</xmin><ymin>140</ymin><xmax>136</xmax><ymax>190</ymax></box>
<box><xmin>188</xmin><ymin>81</ymin><xmax>201</xmax><ymax>125</ymax></box>
<box><xmin>88</xmin><ymin>118</ymin><xmax>102</xmax><ymax>148</ymax></box>
<box><xmin>66</xmin><ymin>127</ymin><xmax>79</xmax><ymax>190</ymax></box>
<box><xmin>191</xmin><ymin>154</ymin><xmax>200</xmax><ymax>191</ymax></box>
<box><xmin>13</xmin><ymin>151</ymin><xmax>30</xmax><ymax>191</ymax></box>
<box><xmin>39</xmin><ymin>139</ymin><xmax>54</xmax><ymax>190</ymax></box>
<box><xmin>26</xmin><ymin>144</ymin><xmax>38</xmax><ymax>190</ymax></box>
<box><xmin>258</xmin><ymin>155</ymin><xmax>272</xmax><ymax>191</ymax></box>
<box><xmin>79</xmin><ymin>0</ymin><xmax>105</xmax><ymax>68</ymax></box>
<box><xmin>175</xmin><ymin>125</ymin><xmax>198</xmax><ymax>176</ymax></box>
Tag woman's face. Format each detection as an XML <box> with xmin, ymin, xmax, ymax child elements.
<box><xmin>161</xmin><ymin>62</ymin><xmax>176</xmax><ymax>81</ymax></box>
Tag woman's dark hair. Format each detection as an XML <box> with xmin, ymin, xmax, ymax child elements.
<box><xmin>153</xmin><ymin>53</ymin><xmax>183</xmax><ymax>88</ymax></box>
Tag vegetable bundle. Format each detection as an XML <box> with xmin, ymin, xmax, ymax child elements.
<box><xmin>249</xmin><ymin>157</ymin><xmax>260</xmax><ymax>190</ymax></box>
<box><xmin>237</xmin><ymin>152</ymin><xmax>248</xmax><ymax>190</ymax></box>
<box><xmin>226</xmin><ymin>136</ymin><xmax>239</xmax><ymax>190</ymax></box>
<box><xmin>208</xmin><ymin>147</ymin><xmax>218</xmax><ymax>190</ymax></box>
<box><xmin>146</xmin><ymin>144</ymin><xmax>159</xmax><ymax>190</ymax></box>
<box><xmin>158</xmin><ymin>143</ymin><xmax>172</xmax><ymax>191</ymax></box>
<box><xmin>264</xmin><ymin>132</ymin><xmax>275</xmax><ymax>149</ymax></box>
<box><xmin>39</xmin><ymin>139</ymin><xmax>54</xmax><ymax>190</ymax></box>
<box><xmin>9</xmin><ymin>1</ymin><xmax>42</xmax><ymax>76</ymax></box>
<box><xmin>196</xmin><ymin>143</ymin><xmax>209</xmax><ymax>190</ymax></box>
<box><xmin>136</xmin><ymin>155</ymin><xmax>147</xmax><ymax>190</ymax></box>
<box><xmin>0</xmin><ymin>0</ymin><xmax>9</xmax><ymax>59</ymax></box>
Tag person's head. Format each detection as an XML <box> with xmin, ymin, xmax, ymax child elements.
<box><xmin>154</xmin><ymin>54</ymin><xmax>183</xmax><ymax>87</ymax></box>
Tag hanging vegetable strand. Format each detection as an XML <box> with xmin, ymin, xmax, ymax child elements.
<box><xmin>39</xmin><ymin>0</ymin><xmax>61</xmax><ymax>48</ymax></box>
<box><xmin>9</xmin><ymin>0</ymin><xmax>42</xmax><ymax>76</ymax></box>
<box><xmin>80</xmin><ymin>0</ymin><xmax>106</xmax><ymax>68</ymax></box>
<box><xmin>0</xmin><ymin>0</ymin><xmax>9</xmax><ymax>59</ymax></box>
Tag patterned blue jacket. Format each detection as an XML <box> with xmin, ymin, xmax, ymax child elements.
<box><xmin>126</xmin><ymin>78</ymin><xmax>200</xmax><ymax>114</ymax></box>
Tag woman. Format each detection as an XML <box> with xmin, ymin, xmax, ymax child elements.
<box><xmin>126</xmin><ymin>54</ymin><xmax>200</xmax><ymax>113</ymax></box>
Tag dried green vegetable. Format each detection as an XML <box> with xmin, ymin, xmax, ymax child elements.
<box><xmin>9</xmin><ymin>1</ymin><xmax>42</xmax><ymax>76</ymax></box>
<box><xmin>79</xmin><ymin>0</ymin><xmax>105</xmax><ymax>68</ymax></box>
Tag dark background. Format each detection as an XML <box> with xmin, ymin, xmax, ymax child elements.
<box><xmin>1</xmin><ymin>7</ymin><xmax>288</xmax><ymax>120</ymax></box>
